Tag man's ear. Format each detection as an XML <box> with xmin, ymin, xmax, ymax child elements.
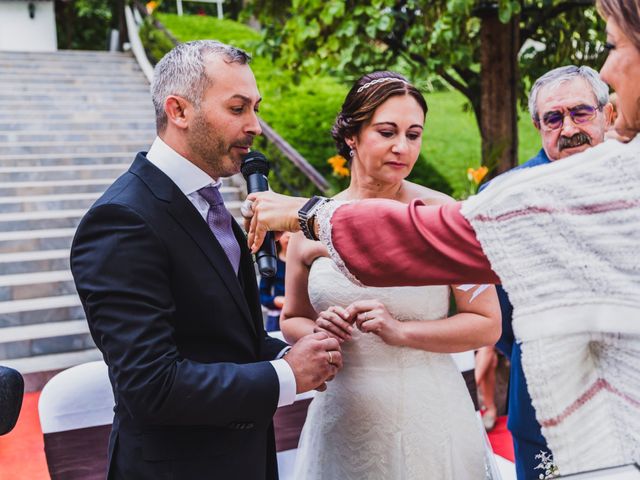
<box><xmin>164</xmin><ymin>95</ymin><xmax>191</xmax><ymax>130</ymax></box>
<box><xmin>602</xmin><ymin>102</ymin><xmax>615</xmax><ymax>126</ymax></box>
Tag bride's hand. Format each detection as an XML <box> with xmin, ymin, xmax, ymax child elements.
<box><xmin>347</xmin><ymin>300</ymin><xmax>406</xmax><ymax>347</ymax></box>
<box><xmin>313</xmin><ymin>306</ymin><xmax>353</xmax><ymax>343</ymax></box>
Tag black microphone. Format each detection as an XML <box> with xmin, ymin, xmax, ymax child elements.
<box><xmin>241</xmin><ymin>150</ymin><xmax>277</xmax><ymax>277</ymax></box>
<box><xmin>0</xmin><ymin>366</ymin><xmax>24</xmax><ymax>436</ymax></box>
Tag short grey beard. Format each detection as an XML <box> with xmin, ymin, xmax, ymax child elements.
<box><xmin>558</xmin><ymin>132</ymin><xmax>591</xmax><ymax>151</ymax></box>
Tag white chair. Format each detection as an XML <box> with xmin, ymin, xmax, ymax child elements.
<box><xmin>38</xmin><ymin>361</ymin><xmax>114</xmax><ymax>480</ymax></box>
<box><xmin>37</xmin><ymin>354</ymin><xmax>312</xmax><ymax>480</ymax></box>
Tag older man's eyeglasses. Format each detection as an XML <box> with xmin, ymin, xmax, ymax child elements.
<box><xmin>539</xmin><ymin>104</ymin><xmax>601</xmax><ymax>131</ymax></box>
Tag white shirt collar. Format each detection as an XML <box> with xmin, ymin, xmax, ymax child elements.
<box><xmin>146</xmin><ymin>136</ymin><xmax>221</xmax><ymax>195</ymax></box>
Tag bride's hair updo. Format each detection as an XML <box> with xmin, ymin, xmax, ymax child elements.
<box><xmin>331</xmin><ymin>71</ymin><xmax>428</xmax><ymax>160</ymax></box>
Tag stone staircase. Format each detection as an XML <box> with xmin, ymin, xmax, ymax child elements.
<box><xmin>0</xmin><ymin>50</ymin><xmax>244</xmax><ymax>389</ymax></box>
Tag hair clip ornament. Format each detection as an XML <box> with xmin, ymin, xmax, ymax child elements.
<box><xmin>356</xmin><ymin>77</ymin><xmax>406</xmax><ymax>93</ymax></box>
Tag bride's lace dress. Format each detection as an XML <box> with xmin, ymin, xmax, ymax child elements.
<box><xmin>293</xmin><ymin>257</ymin><xmax>491</xmax><ymax>480</ymax></box>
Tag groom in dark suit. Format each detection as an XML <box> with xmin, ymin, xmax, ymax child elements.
<box><xmin>70</xmin><ymin>40</ymin><xmax>341</xmax><ymax>480</ymax></box>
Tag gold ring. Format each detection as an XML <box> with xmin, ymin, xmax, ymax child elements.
<box><xmin>363</xmin><ymin>312</ymin><xmax>368</xmax><ymax>321</ymax></box>
<box><xmin>328</xmin><ymin>351</ymin><xmax>334</xmax><ymax>365</ymax></box>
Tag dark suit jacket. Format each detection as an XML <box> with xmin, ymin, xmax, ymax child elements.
<box><xmin>71</xmin><ymin>153</ymin><xmax>288</xmax><ymax>480</ymax></box>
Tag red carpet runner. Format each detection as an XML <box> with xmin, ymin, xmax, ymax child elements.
<box><xmin>487</xmin><ymin>415</ymin><xmax>515</xmax><ymax>462</ymax></box>
<box><xmin>0</xmin><ymin>392</ymin><xmax>48</xmax><ymax>480</ymax></box>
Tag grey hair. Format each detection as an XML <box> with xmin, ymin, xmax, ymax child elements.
<box><xmin>528</xmin><ymin>65</ymin><xmax>609</xmax><ymax>122</ymax></box>
<box><xmin>151</xmin><ymin>40</ymin><xmax>251</xmax><ymax>132</ymax></box>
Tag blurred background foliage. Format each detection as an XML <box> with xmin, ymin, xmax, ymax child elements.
<box><xmin>60</xmin><ymin>0</ymin><xmax>605</xmax><ymax>197</ymax></box>
<box><xmin>55</xmin><ymin>0</ymin><xmax>114</xmax><ymax>50</ymax></box>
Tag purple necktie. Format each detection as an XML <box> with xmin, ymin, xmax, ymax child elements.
<box><xmin>198</xmin><ymin>185</ymin><xmax>241</xmax><ymax>274</ymax></box>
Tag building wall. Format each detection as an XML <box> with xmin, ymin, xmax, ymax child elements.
<box><xmin>0</xmin><ymin>1</ymin><xmax>57</xmax><ymax>52</ymax></box>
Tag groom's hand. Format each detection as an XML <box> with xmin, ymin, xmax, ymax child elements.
<box><xmin>284</xmin><ymin>332</ymin><xmax>342</xmax><ymax>394</ymax></box>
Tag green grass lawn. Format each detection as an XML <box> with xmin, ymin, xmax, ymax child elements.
<box><xmin>156</xmin><ymin>13</ymin><xmax>542</xmax><ymax>197</ymax></box>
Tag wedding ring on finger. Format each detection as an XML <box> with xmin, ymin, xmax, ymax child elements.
<box><xmin>328</xmin><ymin>351</ymin><xmax>334</xmax><ymax>365</ymax></box>
<box><xmin>240</xmin><ymin>199</ymin><xmax>255</xmax><ymax>218</ymax></box>
<box><xmin>363</xmin><ymin>312</ymin><xmax>369</xmax><ymax>321</ymax></box>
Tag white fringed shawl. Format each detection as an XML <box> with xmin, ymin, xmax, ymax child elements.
<box><xmin>461</xmin><ymin>136</ymin><xmax>640</xmax><ymax>475</ymax></box>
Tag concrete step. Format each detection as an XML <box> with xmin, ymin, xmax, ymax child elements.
<box><xmin>0</xmin><ymin>177</ymin><xmax>240</xmax><ymax>196</ymax></box>
<box><xmin>0</xmin><ymin>151</ymin><xmax>135</xmax><ymax>165</ymax></box>
<box><xmin>0</xmin><ymin>92</ymin><xmax>151</xmax><ymax>103</ymax></box>
<box><xmin>0</xmin><ymin>50</ymin><xmax>133</xmax><ymax>62</ymax></box>
<box><xmin>0</xmin><ymin>120</ymin><xmax>155</xmax><ymax>132</ymax></box>
<box><xmin>0</xmin><ymin>187</ymin><xmax>240</xmax><ymax>212</ymax></box>
<box><xmin>0</xmin><ymin>131</ymin><xmax>152</xmax><ymax>143</ymax></box>
<box><xmin>0</xmin><ymin>249</ymin><xmax>70</xmax><ymax>274</ymax></box>
<box><xmin>0</xmin><ymin>179</ymin><xmax>112</xmax><ymax>196</ymax></box>
<box><xmin>0</xmin><ymin>198</ymin><xmax>242</xmax><ymax>229</ymax></box>
<box><xmin>1</xmin><ymin>348</ymin><xmax>103</xmax><ymax>377</ymax></box>
<box><xmin>0</xmin><ymin>83</ymin><xmax>150</xmax><ymax>94</ymax></box>
<box><xmin>1</xmin><ymin>141</ymin><xmax>147</xmax><ymax>155</ymax></box>
<box><xmin>0</xmin><ymin>270</ymin><xmax>75</xmax><ymax>301</ymax></box>
<box><xmin>0</xmin><ymin>49</ymin><xmax>133</xmax><ymax>60</ymax></box>
<box><xmin>0</xmin><ymin>163</ymin><xmax>127</xmax><ymax>180</ymax></box>
<box><xmin>0</xmin><ymin>72</ymin><xmax>150</xmax><ymax>85</ymax></box>
<box><xmin>0</xmin><ymin>208</ymin><xmax>85</xmax><ymax>231</ymax></box>
<box><xmin>0</xmin><ymin>54</ymin><xmax>138</xmax><ymax>64</ymax></box>
<box><xmin>0</xmin><ymin>155</ymin><xmax>133</xmax><ymax>168</ymax></box>
<box><xmin>0</xmin><ymin>319</ymin><xmax>94</xmax><ymax>361</ymax></box>
<box><xmin>0</xmin><ymin>102</ymin><xmax>153</xmax><ymax>113</ymax></box>
<box><xmin>0</xmin><ymin>228</ymin><xmax>76</xmax><ymax>254</ymax></box>
<box><xmin>0</xmin><ymin>61</ymin><xmax>145</xmax><ymax>75</ymax></box>
<box><xmin>0</xmin><ymin>192</ymin><xmax>99</xmax><ymax>213</ymax></box>
<box><xmin>0</xmin><ymin>111</ymin><xmax>154</xmax><ymax>121</ymax></box>
<box><xmin>0</xmin><ymin>64</ymin><xmax>144</xmax><ymax>76</ymax></box>
<box><xmin>0</xmin><ymin>163</ymin><xmax>129</xmax><ymax>181</ymax></box>
<box><xmin>0</xmin><ymin>294</ymin><xmax>83</xmax><ymax>327</ymax></box>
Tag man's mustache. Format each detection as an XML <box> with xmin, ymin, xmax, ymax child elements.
<box><xmin>558</xmin><ymin>132</ymin><xmax>591</xmax><ymax>150</ymax></box>
<box><xmin>230</xmin><ymin>136</ymin><xmax>254</xmax><ymax>151</ymax></box>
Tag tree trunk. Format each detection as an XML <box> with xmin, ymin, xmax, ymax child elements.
<box><xmin>115</xmin><ymin>0</ymin><xmax>127</xmax><ymax>50</ymax></box>
<box><xmin>479</xmin><ymin>11</ymin><xmax>520</xmax><ymax>176</ymax></box>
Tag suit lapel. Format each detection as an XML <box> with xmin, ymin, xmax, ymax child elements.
<box><xmin>130</xmin><ymin>154</ymin><xmax>257</xmax><ymax>338</ymax></box>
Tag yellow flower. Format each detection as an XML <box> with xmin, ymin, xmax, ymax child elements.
<box><xmin>328</xmin><ymin>155</ymin><xmax>350</xmax><ymax>178</ymax></box>
<box><xmin>467</xmin><ymin>166</ymin><xmax>488</xmax><ymax>185</ymax></box>
<box><xmin>146</xmin><ymin>1</ymin><xmax>159</xmax><ymax>14</ymax></box>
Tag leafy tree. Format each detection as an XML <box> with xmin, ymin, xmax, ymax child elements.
<box><xmin>55</xmin><ymin>0</ymin><xmax>114</xmax><ymax>50</ymax></box>
<box><xmin>252</xmin><ymin>0</ymin><xmax>606</xmax><ymax>174</ymax></box>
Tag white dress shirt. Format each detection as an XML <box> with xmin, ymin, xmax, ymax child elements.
<box><xmin>146</xmin><ymin>137</ymin><xmax>296</xmax><ymax>407</ymax></box>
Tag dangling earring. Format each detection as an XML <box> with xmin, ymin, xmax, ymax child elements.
<box><xmin>349</xmin><ymin>149</ymin><xmax>355</xmax><ymax>158</ymax></box>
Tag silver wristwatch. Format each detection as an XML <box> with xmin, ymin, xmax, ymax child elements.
<box><xmin>298</xmin><ymin>196</ymin><xmax>332</xmax><ymax>241</ymax></box>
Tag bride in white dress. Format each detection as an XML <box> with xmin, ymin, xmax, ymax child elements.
<box><xmin>280</xmin><ymin>72</ymin><xmax>502</xmax><ymax>480</ymax></box>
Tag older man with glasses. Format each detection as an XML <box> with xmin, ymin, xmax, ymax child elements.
<box><xmin>529</xmin><ymin>65</ymin><xmax>612</xmax><ymax>163</ymax></box>
<box><xmin>478</xmin><ymin>65</ymin><xmax>612</xmax><ymax>480</ymax></box>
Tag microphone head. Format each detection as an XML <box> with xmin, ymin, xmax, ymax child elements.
<box><xmin>0</xmin><ymin>366</ymin><xmax>24</xmax><ymax>435</ymax></box>
<box><xmin>241</xmin><ymin>150</ymin><xmax>270</xmax><ymax>179</ymax></box>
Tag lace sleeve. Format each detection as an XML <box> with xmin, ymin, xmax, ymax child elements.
<box><xmin>316</xmin><ymin>200</ymin><xmax>364</xmax><ymax>287</ymax></box>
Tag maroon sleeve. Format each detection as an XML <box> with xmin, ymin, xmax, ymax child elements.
<box><xmin>329</xmin><ymin>199</ymin><xmax>499</xmax><ymax>286</ymax></box>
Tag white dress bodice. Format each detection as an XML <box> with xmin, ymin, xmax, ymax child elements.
<box><xmin>293</xmin><ymin>257</ymin><xmax>492</xmax><ymax>480</ymax></box>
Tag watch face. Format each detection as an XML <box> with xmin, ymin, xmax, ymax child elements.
<box><xmin>300</xmin><ymin>196</ymin><xmax>322</xmax><ymax>215</ymax></box>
